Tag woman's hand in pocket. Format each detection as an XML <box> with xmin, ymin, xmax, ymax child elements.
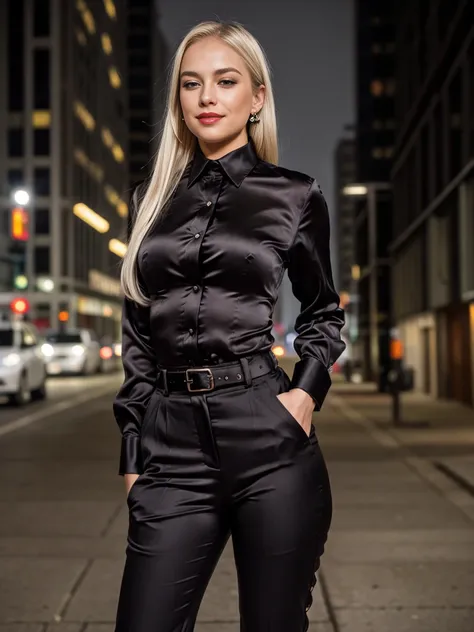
<box><xmin>276</xmin><ymin>388</ymin><xmax>315</xmax><ymax>436</ymax></box>
<box><xmin>124</xmin><ymin>473</ymin><xmax>140</xmax><ymax>498</ymax></box>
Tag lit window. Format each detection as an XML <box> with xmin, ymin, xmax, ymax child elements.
<box><xmin>101</xmin><ymin>127</ymin><xmax>114</xmax><ymax>147</ymax></box>
<box><xmin>74</xmin><ymin>100</ymin><xmax>95</xmax><ymax>131</ymax></box>
<box><xmin>75</xmin><ymin>27</ymin><xmax>87</xmax><ymax>46</ymax></box>
<box><xmin>109</xmin><ymin>239</ymin><xmax>127</xmax><ymax>258</ymax></box>
<box><xmin>117</xmin><ymin>200</ymin><xmax>128</xmax><ymax>217</ymax></box>
<box><xmin>108</xmin><ymin>66</ymin><xmax>121</xmax><ymax>89</ymax></box>
<box><xmin>76</xmin><ymin>0</ymin><xmax>96</xmax><ymax>35</ymax></box>
<box><xmin>32</xmin><ymin>110</ymin><xmax>51</xmax><ymax>128</ymax></box>
<box><xmin>73</xmin><ymin>203</ymin><xmax>110</xmax><ymax>234</ymax></box>
<box><xmin>103</xmin><ymin>0</ymin><xmax>117</xmax><ymax>19</ymax></box>
<box><xmin>101</xmin><ymin>33</ymin><xmax>112</xmax><ymax>55</ymax></box>
<box><xmin>104</xmin><ymin>184</ymin><xmax>119</xmax><ymax>206</ymax></box>
<box><xmin>74</xmin><ymin>148</ymin><xmax>104</xmax><ymax>182</ymax></box>
<box><xmin>370</xmin><ymin>80</ymin><xmax>384</xmax><ymax>97</ymax></box>
<box><xmin>112</xmin><ymin>143</ymin><xmax>125</xmax><ymax>163</ymax></box>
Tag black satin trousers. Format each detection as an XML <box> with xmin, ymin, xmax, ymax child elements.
<box><xmin>115</xmin><ymin>365</ymin><xmax>333</xmax><ymax>632</ymax></box>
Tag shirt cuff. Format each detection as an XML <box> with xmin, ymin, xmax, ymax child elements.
<box><xmin>119</xmin><ymin>434</ymin><xmax>143</xmax><ymax>476</ymax></box>
<box><xmin>290</xmin><ymin>357</ymin><xmax>332</xmax><ymax>410</ymax></box>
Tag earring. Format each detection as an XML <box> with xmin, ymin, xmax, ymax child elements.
<box><xmin>249</xmin><ymin>111</ymin><xmax>260</xmax><ymax>123</ymax></box>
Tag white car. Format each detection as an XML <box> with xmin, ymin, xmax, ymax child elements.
<box><xmin>0</xmin><ymin>319</ymin><xmax>47</xmax><ymax>405</ymax></box>
<box><xmin>42</xmin><ymin>328</ymin><xmax>101</xmax><ymax>376</ymax></box>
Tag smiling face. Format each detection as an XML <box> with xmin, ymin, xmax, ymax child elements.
<box><xmin>179</xmin><ymin>36</ymin><xmax>265</xmax><ymax>157</ymax></box>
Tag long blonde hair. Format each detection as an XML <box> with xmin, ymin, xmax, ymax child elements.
<box><xmin>121</xmin><ymin>20</ymin><xmax>278</xmax><ymax>306</ymax></box>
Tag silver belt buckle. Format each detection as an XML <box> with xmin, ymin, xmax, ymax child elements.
<box><xmin>185</xmin><ymin>367</ymin><xmax>215</xmax><ymax>392</ymax></box>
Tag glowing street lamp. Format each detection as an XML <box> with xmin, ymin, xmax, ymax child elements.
<box><xmin>13</xmin><ymin>189</ymin><xmax>30</xmax><ymax>206</ymax></box>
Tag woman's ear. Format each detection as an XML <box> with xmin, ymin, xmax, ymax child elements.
<box><xmin>253</xmin><ymin>84</ymin><xmax>266</xmax><ymax>113</ymax></box>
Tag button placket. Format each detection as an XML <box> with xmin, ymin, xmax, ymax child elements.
<box><xmin>183</xmin><ymin>171</ymin><xmax>223</xmax><ymax>359</ymax></box>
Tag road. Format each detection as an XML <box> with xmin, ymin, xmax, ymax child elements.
<box><xmin>0</xmin><ymin>361</ymin><xmax>473</xmax><ymax>631</ymax></box>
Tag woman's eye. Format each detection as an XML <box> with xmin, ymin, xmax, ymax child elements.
<box><xmin>219</xmin><ymin>79</ymin><xmax>236</xmax><ymax>86</ymax></box>
<box><xmin>183</xmin><ymin>81</ymin><xmax>199</xmax><ymax>89</ymax></box>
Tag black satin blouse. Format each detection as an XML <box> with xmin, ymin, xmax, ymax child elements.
<box><xmin>113</xmin><ymin>140</ymin><xmax>345</xmax><ymax>475</ymax></box>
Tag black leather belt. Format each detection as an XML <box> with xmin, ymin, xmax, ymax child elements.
<box><xmin>156</xmin><ymin>351</ymin><xmax>278</xmax><ymax>395</ymax></box>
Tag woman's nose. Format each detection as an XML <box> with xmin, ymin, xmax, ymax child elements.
<box><xmin>200</xmin><ymin>87</ymin><xmax>217</xmax><ymax>106</ymax></box>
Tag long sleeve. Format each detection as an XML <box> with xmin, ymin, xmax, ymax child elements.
<box><xmin>287</xmin><ymin>180</ymin><xmax>346</xmax><ymax>410</ymax></box>
<box><xmin>112</xmin><ymin>186</ymin><xmax>157</xmax><ymax>475</ymax></box>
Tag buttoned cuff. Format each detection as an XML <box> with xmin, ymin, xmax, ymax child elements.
<box><xmin>290</xmin><ymin>357</ymin><xmax>332</xmax><ymax>411</ymax></box>
<box><xmin>119</xmin><ymin>435</ymin><xmax>143</xmax><ymax>476</ymax></box>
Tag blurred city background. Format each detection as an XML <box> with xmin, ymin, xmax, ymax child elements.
<box><xmin>1</xmin><ymin>1</ymin><xmax>474</xmax><ymax>631</ymax></box>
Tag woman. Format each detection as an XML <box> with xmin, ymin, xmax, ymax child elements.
<box><xmin>113</xmin><ymin>20</ymin><xmax>345</xmax><ymax>632</ymax></box>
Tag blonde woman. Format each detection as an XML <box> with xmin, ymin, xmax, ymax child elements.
<box><xmin>113</xmin><ymin>20</ymin><xmax>345</xmax><ymax>632</ymax></box>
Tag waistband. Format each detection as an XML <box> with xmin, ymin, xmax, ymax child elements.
<box><xmin>156</xmin><ymin>351</ymin><xmax>278</xmax><ymax>395</ymax></box>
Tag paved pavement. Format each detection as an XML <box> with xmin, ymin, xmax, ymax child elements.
<box><xmin>0</xmin><ymin>365</ymin><xmax>473</xmax><ymax>631</ymax></box>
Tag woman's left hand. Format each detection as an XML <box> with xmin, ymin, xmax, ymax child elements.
<box><xmin>276</xmin><ymin>388</ymin><xmax>315</xmax><ymax>437</ymax></box>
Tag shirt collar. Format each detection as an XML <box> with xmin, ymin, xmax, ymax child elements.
<box><xmin>187</xmin><ymin>139</ymin><xmax>259</xmax><ymax>188</ymax></box>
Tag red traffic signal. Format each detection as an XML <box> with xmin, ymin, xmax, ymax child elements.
<box><xmin>10</xmin><ymin>298</ymin><xmax>30</xmax><ymax>314</ymax></box>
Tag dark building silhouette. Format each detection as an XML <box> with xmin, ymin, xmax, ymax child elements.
<box><xmin>127</xmin><ymin>0</ymin><xmax>168</xmax><ymax>191</ymax></box>
<box><xmin>353</xmin><ymin>0</ymin><xmax>395</xmax><ymax>383</ymax></box>
<box><xmin>391</xmin><ymin>0</ymin><xmax>474</xmax><ymax>405</ymax></box>
<box><xmin>334</xmin><ymin>134</ymin><xmax>357</xmax><ymax>297</ymax></box>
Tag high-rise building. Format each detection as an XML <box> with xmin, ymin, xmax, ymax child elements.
<box><xmin>127</xmin><ymin>0</ymin><xmax>168</xmax><ymax>190</ymax></box>
<box><xmin>355</xmin><ymin>0</ymin><xmax>396</xmax><ymax>183</ymax></box>
<box><xmin>391</xmin><ymin>0</ymin><xmax>474</xmax><ymax>405</ymax></box>
<box><xmin>333</xmin><ymin>133</ymin><xmax>358</xmax><ymax>365</ymax></box>
<box><xmin>334</xmin><ymin>135</ymin><xmax>357</xmax><ymax>296</ymax></box>
<box><xmin>353</xmin><ymin>0</ymin><xmax>395</xmax><ymax>383</ymax></box>
<box><xmin>0</xmin><ymin>0</ymin><xmax>129</xmax><ymax>336</ymax></box>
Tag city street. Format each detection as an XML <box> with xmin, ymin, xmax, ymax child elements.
<box><xmin>1</xmin><ymin>360</ymin><xmax>474</xmax><ymax>631</ymax></box>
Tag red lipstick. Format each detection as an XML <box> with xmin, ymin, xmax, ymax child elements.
<box><xmin>197</xmin><ymin>112</ymin><xmax>224</xmax><ymax>125</ymax></box>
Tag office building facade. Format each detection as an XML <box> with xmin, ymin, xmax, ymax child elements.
<box><xmin>391</xmin><ymin>0</ymin><xmax>474</xmax><ymax>405</ymax></box>
<box><xmin>0</xmin><ymin>0</ymin><xmax>129</xmax><ymax>336</ymax></box>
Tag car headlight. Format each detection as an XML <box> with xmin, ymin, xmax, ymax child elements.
<box><xmin>41</xmin><ymin>343</ymin><xmax>54</xmax><ymax>357</ymax></box>
<box><xmin>2</xmin><ymin>353</ymin><xmax>21</xmax><ymax>367</ymax></box>
<box><xmin>71</xmin><ymin>345</ymin><xmax>85</xmax><ymax>356</ymax></box>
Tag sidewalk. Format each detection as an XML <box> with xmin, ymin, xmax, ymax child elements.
<box><xmin>0</xmin><ymin>375</ymin><xmax>474</xmax><ymax>631</ymax></box>
<box><xmin>330</xmin><ymin>381</ymin><xmax>474</xmax><ymax>489</ymax></box>
<box><xmin>318</xmin><ymin>381</ymin><xmax>474</xmax><ymax>631</ymax></box>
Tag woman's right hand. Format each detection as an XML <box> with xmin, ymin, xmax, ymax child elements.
<box><xmin>124</xmin><ymin>473</ymin><xmax>140</xmax><ymax>498</ymax></box>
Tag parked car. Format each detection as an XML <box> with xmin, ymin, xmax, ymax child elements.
<box><xmin>42</xmin><ymin>328</ymin><xmax>101</xmax><ymax>376</ymax></box>
<box><xmin>0</xmin><ymin>318</ymin><xmax>47</xmax><ymax>405</ymax></box>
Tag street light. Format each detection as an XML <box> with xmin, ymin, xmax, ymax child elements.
<box><xmin>342</xmin><ymin>182</ymin><xmax>392</xmax><ymax>384</ymax></box>
<box><xmin>13</xmin><ymin>189</ymin><xmax>30</xmax><ymax>206</ymax></box>
<box><xmin>342</xmin><ymin>184</ymin><xmax>368</xmax><ymax>196</ymax></box>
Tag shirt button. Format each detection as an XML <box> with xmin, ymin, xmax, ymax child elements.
<box><xmin>206</xmin><ymin>201</ymin><xmax>212</xmax><ymax>207</ymax></box>
<box><xmin>193</xmin><ymin>285</ymin><xmax>199</xmax><ymax>292</ymax></box>
<box><xmin>194</xmin><ymin>233</ymin><xmax>201</xmax><ymax>239</ymax></box>
<box><xmin>188</xmin><ymin>328</ymin><xmax>194</xmax><ymax>335</ymax></box>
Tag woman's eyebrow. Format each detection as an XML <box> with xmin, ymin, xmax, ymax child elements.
<box><xmin>180</xmin><ymin>67</ymin><xmax>243</xmax><ymax>79</ymax></box>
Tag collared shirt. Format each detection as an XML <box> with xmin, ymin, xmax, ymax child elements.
<box><xmin>113</xmin><ymin>139</ymin><xmax>345</xmax><ymax>474</ymax></box>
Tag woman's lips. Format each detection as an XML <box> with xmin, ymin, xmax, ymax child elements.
<box><xmin>197</xmin><ymin>115</ymin><xmax>223</xmax><ymax>125</ymax></box>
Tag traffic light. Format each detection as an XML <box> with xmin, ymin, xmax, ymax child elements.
<box><xmin>10</xmin><ymin>297</ymin><xmax>30</xmax><ymax>315</ymax></box>
<box><xmin>11</xmin><ymin>207</ymin><xmax>29</xmax><ymax>241</ymax></box>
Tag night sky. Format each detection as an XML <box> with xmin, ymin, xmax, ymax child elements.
<box><xmin>158</xmin><ymin>0</ymin><xmax>354</xmax><ymax>226</ymax></box>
